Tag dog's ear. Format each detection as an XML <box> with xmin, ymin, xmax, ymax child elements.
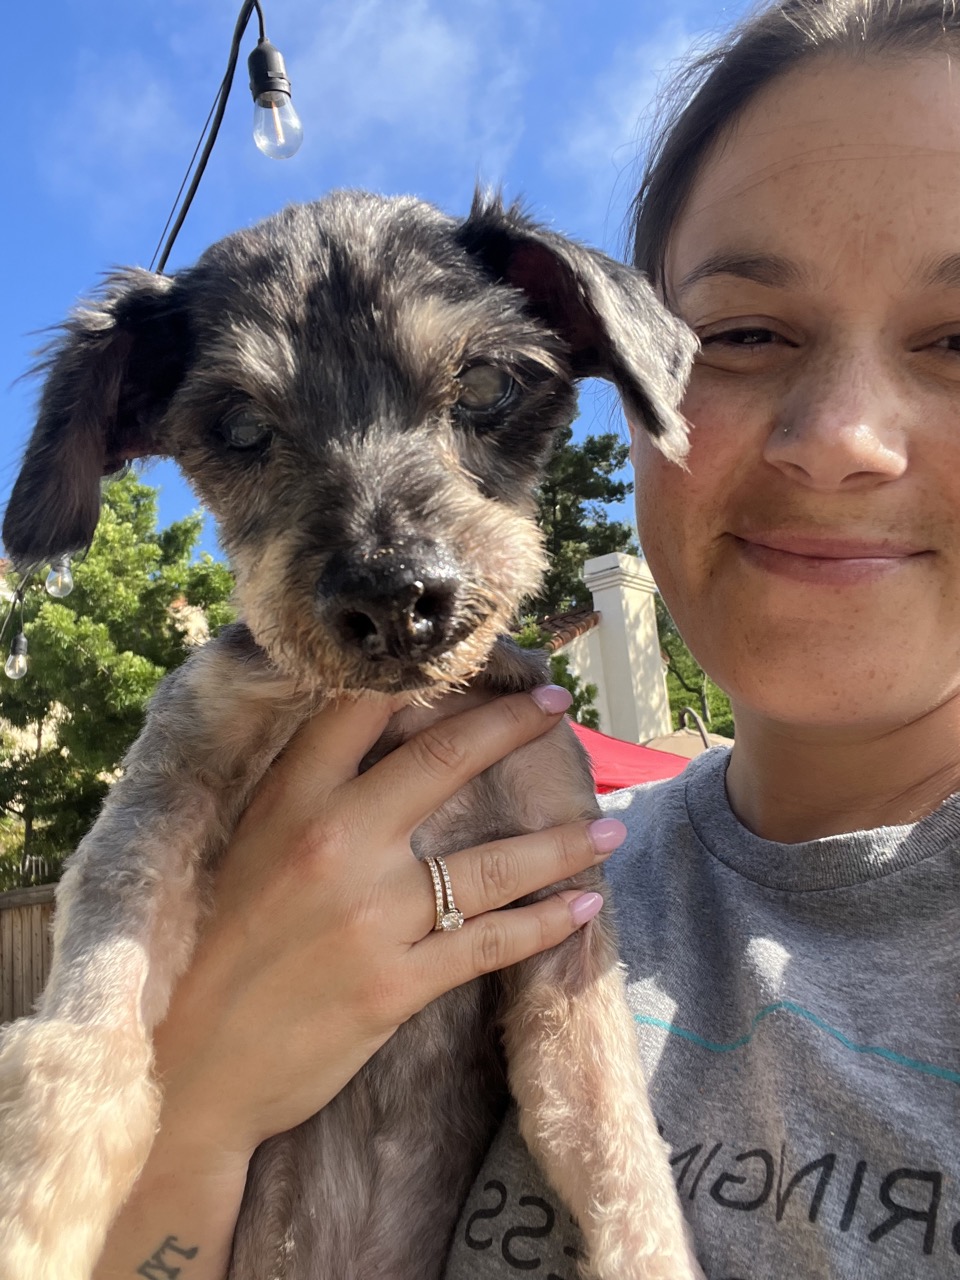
<box><xmin>457</xmin><ymin>192</ymin><xmax>696</xmax><ymax>462</ymax></box>
<box><xmin>3</xmin><ymin>269</ymin><xmax>191</xmax><ymax>570</ymax></box>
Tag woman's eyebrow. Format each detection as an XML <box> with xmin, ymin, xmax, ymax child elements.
<box><xmin>675</xmin><ymin>251</ymin><xmax>808</xmax><ymax>297</ymax></box>
<box><xmin>920</xmin><ymin>253</ymin><xmax>960</xmax><ymax>288</ymax></box>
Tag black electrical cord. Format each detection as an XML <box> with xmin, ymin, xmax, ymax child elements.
<box><xmin>0</xmin><ymin>591</ymin><xmax>20</xmax><ymax>651</ymax></box>
<box><xmin>151</xmin><ymin>0</ymin><xmax>267</xmax><ymax>274</ymax></box>
<box><xmin>148</xmin><ymin>79</ymin><xmax>225</xmax><ymax>272</ymax></box>
<box><xmin>0</xmin><ymin>583</ymin><xmax>28</xmax><ymax>656</ymax></box>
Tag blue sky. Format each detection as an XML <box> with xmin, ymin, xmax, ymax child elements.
<box><xmin>2</xmin><ymin>0</ymin><xmax>750</xmax><ymax>557</ymax></box>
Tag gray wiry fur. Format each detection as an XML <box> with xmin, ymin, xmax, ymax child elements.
<box><xmin>0</xmin><ymin>191</ymin><xmax>703</xmax><ymax>1280</ymax></box>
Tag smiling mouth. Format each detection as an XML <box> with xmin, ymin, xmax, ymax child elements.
<box><xmin>735</xmin><ymin>532</ymin><xmax>926</xmax><ymax>559</ymax></box>
<box><xmin>731</xmin><ymin>533</ymin><xmax>930</xmax><ymax>584</ymax></box>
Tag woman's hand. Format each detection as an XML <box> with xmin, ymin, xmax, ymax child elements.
<box><xmin>152</xmin><ymin>684</ymin><xmax>623</xmax><ymax>1162</ymax></box>
<box><xmin>95</xmin><ymin>684</ymin><xmax>624</xmax><ymax>1279</ymax></box>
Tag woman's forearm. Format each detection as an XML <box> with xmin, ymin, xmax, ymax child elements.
<box><xmin>92</xmin><ymin>1119</ymin><xmax>250</xmax><ymax>1280</ymax></box>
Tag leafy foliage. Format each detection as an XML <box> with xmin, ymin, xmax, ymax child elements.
<box><xmin>512</xmin><ymin>618</ymin><xmax>600</xmax><ymax>730</ymax></box>
<box><xmin>656</xmin><ymin>596</ymin><xmax>734</xmax><ymax>737</ymax></box>
<box><xmin>525</xmin><ymin>426</ymin><xmax>733</xmax><ymax>739</ymax></box>
<box><xmin>526</xmin><ymin>425</ymin><xmax>637</xmax><ymax>617</ymax></box>
<box><xmin>0</xmin><ymin>474</ymin><xmax>235</xmax><ymax>887</ymax></box>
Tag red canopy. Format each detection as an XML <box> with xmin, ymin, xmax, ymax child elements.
<box><xmin>569</xmin><ymin>722</ymin><xmax>689</xmax><ymax>793</ymax></box>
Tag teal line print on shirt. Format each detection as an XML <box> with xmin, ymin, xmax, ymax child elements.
<box><xmin>635</xmin><ymin>999</ymin><xmax>960</xmax><ymax>1086</ymax></box>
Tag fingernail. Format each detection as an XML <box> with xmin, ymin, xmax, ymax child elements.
<box><xmin>587</xmin><ymin>818</ymin><xmax>627</xmax><ymax>856</ymax></box>
<box><xmin>530</xmin><ymin>684</ymin><xmax>573</xmax><ymax>714</ymax></box>
<box><xmin>569</xmin><ymin>892</ymin><xmax>604</xmax><ymax>927</ymax></box>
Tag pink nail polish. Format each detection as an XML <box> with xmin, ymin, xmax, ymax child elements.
<box><xmin>530</xmin><ymin>684</ymin><xmax>573</xmax><ymax>714</ymax></box>
<box><xmin>569</xmin><ymin>892</ymin><xmax>603</xmax><ymax>927</ymax></box>
<box><xmin>587</xmin><ymin>818</ymin><xmax>627</xmax><ymax>855</ymax></box>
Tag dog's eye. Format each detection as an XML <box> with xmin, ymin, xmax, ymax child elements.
<box><xmin>222</xmin><ymin>410</ymin><xmax>273</xmax><ymax>452</ymax></box>
<box><xmin>456</xmin><ymin>365</ymin><xmax>518</xmax><ymax>413</ymax></box>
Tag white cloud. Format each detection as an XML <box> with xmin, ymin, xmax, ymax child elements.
<box><xmin>284</xmin><ymin>0</ymin><xmax>539</xmax><ymax>190</ymax></box>
<box><xmin>37</xmin><ymin>0</ymin><xmax>543</xmax><ymax>243</ymax></box>
<box><xmin>546</xmin><ymin>19</ymin><xmax>705</xmax><ymax>247</ymax></box>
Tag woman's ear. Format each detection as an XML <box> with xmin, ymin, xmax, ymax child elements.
<box><xmin>457</xmin><ymin>190</ymin><xmax>696</xmax><ymax>463</ymax></box>
<box><xmin>3</xmin><ymin>270</ymin><xmax>191</xmax><ymax>570</ymax></box>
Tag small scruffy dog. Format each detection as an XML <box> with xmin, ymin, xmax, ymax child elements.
<box><xmin>0</xmin><ymin>191</ymin><xmax>702</xmax><ymax>1280</ymax></box>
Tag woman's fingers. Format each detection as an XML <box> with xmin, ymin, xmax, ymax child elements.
<box><xmin>400</xmin><ymin>818</ymin><xmax>626</xmax><ymax>941</ymax></box>
<box><xmin>407</xmin><ymin>889</ymin><xmax>605</xmax><ymax>1010</ymax></box>
<box><xmin>152</xmin><ymin>684</ymin><xmax>617</xmax><ymax>1149</ymax></box>
<box><xmin>351</xmin><ymin>686</ymin><xmax>573</xmax><ymax>838</ymax></box>
<box><xmin>287</xmin><ymin>695</ymin><xmax>400</xmax><ymax>788</ymax></box>
<box><xmin>246</xmin><ymin>694</ymin><xmax>399</xmax><ymax>820</ymax></box>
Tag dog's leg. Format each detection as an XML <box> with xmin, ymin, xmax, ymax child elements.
<box><xmin>480</xmin><ymin>701</ymin><xmax>702</xmax><ymax>1280</ymax></box>
<box><xmin>380</xmin><ymin>644</ymin><xmax>701</xmax><ymax>1278</ymax></box>
<box><xmin>0</xmin><ymin>790</ymin><xmax>215</xmax><ymax>1280</ymax></box>
<box><xmin>0</xmin><ymin>630</ymin><xmax>309</xmax><ymax>1280</ymax></box>
<box><xmin>502</xmin><ymin>909</ymin><xmax>704</xmax><ymax>1280</ymax></box>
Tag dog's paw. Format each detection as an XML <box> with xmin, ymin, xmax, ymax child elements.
<box><xmin>582</xmin><ymin>1224</ymin><xmax>705</xmax><ymax>1280</ymax></box>
<box><xmin>0</xmin><ymin>1017</ymin><xmax>158</xmax><ymax>1280</ymax></box>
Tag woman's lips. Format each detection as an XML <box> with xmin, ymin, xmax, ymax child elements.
<box><xmin>731</xmin><ymin>533</ymin><xmax>930</xmax><ymax>584</ymax></box>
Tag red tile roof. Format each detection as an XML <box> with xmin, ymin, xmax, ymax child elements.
<box><xmin>540</xmin><ymin>607</ymin><xmax>601</xmax><ymax>651</ymax></box>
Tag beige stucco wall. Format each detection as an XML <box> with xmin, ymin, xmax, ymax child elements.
<box><xmin>555</xmin><ymin>627</ymin><xmax>610</xmax><ymax>732</ymax></box>
<box><xmin>555</xmin><ymin>553</ymin><xmax>672</xmax><ymax>744</ymax></box>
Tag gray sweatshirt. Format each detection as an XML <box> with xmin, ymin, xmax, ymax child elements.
<box><xmin>443</xmin><ymin>748</ymin><xmax>960</xmax><ymax>1280</ymax></box>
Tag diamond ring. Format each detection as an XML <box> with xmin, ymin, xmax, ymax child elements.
<box><xmin>424</xmin><ymin>855</ymin><xmax>464</xmax><ymax>932</ymax></box>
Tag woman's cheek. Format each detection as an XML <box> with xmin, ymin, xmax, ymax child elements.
<box><xmin>632</xmin><ymin>437</ymin><xmax>695</xmax><ymax>613</ymax></box>
<box><xmin>679</xmin><ymin>372</ymin><xmax>760</xmax><ymax>465</ymax></box>
<box><xmin>633</xmin><ymin>382</ymin><xmax>740</xmax><ymax>546</ymax></box>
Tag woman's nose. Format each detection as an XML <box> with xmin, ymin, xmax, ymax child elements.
<box><xmin>763</xmin><ymin>353</ymin><xmax>909</xmax><ymax>490</ymax></box>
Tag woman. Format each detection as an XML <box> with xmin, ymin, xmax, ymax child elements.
<box><xmin>96</xmin><ymin>1</ymin><xmax>960</xmax><ymax>1277</ymax></box>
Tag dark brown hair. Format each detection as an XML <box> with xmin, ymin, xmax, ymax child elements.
<box><xmin>631</xmin><ymin>0</ymin><xmax>960</xmax><ymax>286</ymax></box>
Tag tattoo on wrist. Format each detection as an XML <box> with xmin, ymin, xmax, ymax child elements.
<box><xmin>135</xmin><ymin>1235</ymin><xmax>199</xmax><ymax>1279</ymax></box>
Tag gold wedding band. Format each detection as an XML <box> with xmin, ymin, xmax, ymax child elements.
<box><xmin>425</xmin><ymin>855</ymin><xmax>464</xmax><ymax>932</ymax></box>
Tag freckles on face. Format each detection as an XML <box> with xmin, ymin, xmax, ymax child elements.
<box><xmin>638</xmin><ymin>53</ymin><xmax>960</xmax><ymax>727</ymax></box>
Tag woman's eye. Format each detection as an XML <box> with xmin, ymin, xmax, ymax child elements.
<box><xmin>701</xmin><ymin>327</ymin><xmax>782</xmax><ymax>347</ymax></box>
<box><xmin>932</xmin><ymin>333</ymin><xmax>960</xmax><ymax>353</ymax></box>
<box><xmin>222</xmin><ymin>411</ymin><xmax>273</xmax><ymax>451</ymax></box>
<box><xmin>694</xmin><ymin>325</ymin><xmax>797</xmax><ymax>372</ymax></box>
<box><xmin>456</xmin><ymin>365</ymin><xmax>518</xmax><ymax>413</ymax></box>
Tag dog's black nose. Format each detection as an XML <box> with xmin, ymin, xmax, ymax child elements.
<box><xmin>318</xmin><ymin>543</ymin><xmax>461</xmax><ymax>662</ymax></box>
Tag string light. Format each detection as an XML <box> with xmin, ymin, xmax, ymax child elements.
<box><xmin>44</xmin><ymin>556</ymin><xmax>74</xmax><ymax>599</ymax></box>
<box><xmin>1</xmin><ymin>555</ymin><xmax>73</xmax><ymax>680</ymax></box>
<box><xmin>4</xmin><ymin>633</ymin><xmax>27</xmax><ymax>681</ymax></box>
<box><xmin>151</xmin><ymin>0</ymin><xmax>303</xmax><ymax>274</ymax></box>
<box><xmin>249</xmin><ymin>39</ymin><xmax>303</xmax><ymax>159</ymax></box>
<box><xmin>0</xmin><ymin>581</ymin><xmax>27</xmax><ymax>682</ymax></box>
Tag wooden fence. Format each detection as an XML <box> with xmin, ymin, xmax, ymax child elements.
<box><xmin>0</xmin><ymin>884</ymin><xmax>55</xmax><ymax>1023</ymax></box>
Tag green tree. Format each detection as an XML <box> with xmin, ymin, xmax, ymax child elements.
<box><xmin>527</xmin><ymin>425</ymin><xmax>637</xmax><ymax>617</ymax></box>
<box><xmin>524</xmin><ymin>426</ymin><xmax>734</xmax><ymax>738</ymax></box>
<box><xmin>513</xmin><ymin>618</ymin><xmax>600</xmax><ymax>729</ymax></box>
<box><xmin>0</xmin><ymin>473</ymin><xmax>235</xmax><ymax>887</ymax></box>
<box><xmin>656</xmin><ymin>596</ymin><xmax>734</xmax><ymax>737</ymax></box>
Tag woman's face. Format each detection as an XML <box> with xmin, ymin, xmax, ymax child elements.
<box><xmin>635</xmin><ymin>53</ymin><xmax>960</xmax><ymax>730</ymax></box>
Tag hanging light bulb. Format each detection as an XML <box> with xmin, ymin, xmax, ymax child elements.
<box><xmin>152</xmin><ymin>4</ymin><xmax>308</xmax><ymax>272</ymax></box>
<box><xmin>248</xmin><ymin>38</ymin><xmax>303</xmax><ymax>159</ymax></box>
<box><xmin>45</xmin><ymin>555</ymin><xmax>74</xmax><ymax>598</ymax></box>
<box><xmin>252</xmin><ymin>92</ymin><xmax>303</xmax><ymax>159</ymax></box>
<box><xmin>4</xmin><ymin>633</ymin><xmax>28</xmax><ymax>680</ymax></box>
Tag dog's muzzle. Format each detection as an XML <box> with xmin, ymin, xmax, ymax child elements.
<box><xmin>317</xmin><ymin>541</ymin><xmax>465</xmax><ymax>663</ymax></box>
